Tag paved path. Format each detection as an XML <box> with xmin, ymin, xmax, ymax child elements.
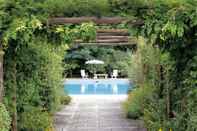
<box><xmin>54</xmin><ymin>95</ymin><xmax>146</xmax><ymax>131</ymax></box>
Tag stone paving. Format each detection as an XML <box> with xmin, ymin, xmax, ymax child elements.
<box><xmin>54</xmin><ymin>95</ymin><xmax>146</xmax><ymax>131</ymax></box>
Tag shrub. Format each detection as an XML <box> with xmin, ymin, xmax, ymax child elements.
<box><xmin>124</xmin><ymin>87</ymin><xmax>143</xmax><ymax>119</ymax></box>
<box><xmin>20</xmin><ymin>107</ymin><xmax>52</xmax><ymax>130</ymax></box>
<box><xmin>4</xmin><ymin>39</ymin><xmax>66</xmax><ymax>130</ymax></box>
<box><xmin>124</xmin><ymin>83</ymin><xmax>155</xmax><ymax>119</ymax></box>
<box><xmin>0</xmin><ymin>103</ymin><xmax>11</xmax><ymax>131</ymax></box>
<box><xmin>60</xmin><ymin>95</ymin><xmax>72</xmax><ymax>105</ymax></box>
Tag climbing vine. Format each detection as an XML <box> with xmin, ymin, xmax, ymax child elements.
<box><xmin>1</xmin><ymin>1</ymin><xmax>97</xmax><ymax>130</ymax></box>
<box><xmin>0</xmin><ymin>0</ymin><xmax>197</xmax><ymax>131</ymax></box>
<box><xmin>55</xmin><ymin>22</ymin><xmax>96</xmax><ymax>44</ymax></box>
<box><xmin>0</xmin><ymin>103</ymin><xmax>11</xmax><ymax>131</ymax></box>
<box><xmin>124</xmin><ymin>0</ymin><xmax>197</xmax><ymax>130</ymax></box>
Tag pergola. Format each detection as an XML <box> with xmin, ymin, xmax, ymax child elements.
<box><xmin>48</xmin><ymin>17</ymin><xmax>140</xmax><ymax>46</ymax></box>
<box><xmin>0</xmin><ymin>17</ymin><xmax>141</xmax><ymax>101</ymax></box>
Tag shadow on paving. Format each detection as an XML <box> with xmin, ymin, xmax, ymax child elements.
<box><xmin>54</xmin><ymin>95</ymin><xmax>147</xmax><ymax>131</ymax></box>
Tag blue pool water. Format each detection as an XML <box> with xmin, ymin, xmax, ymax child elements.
<box><xmin>64</xmin><ymin>79</ymin><xmax>132</xmax><ymax>95</ymax></box>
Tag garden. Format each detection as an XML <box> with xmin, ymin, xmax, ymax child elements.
<box><xmin>0</xmin><ymin>0</ymin><xmax>197</xmax><ymax>131</ymax></box>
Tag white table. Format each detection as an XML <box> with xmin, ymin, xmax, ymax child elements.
<box><xmin>94</xmin><ymin>74</ymin><xmax>108</xmax><ymax>79</ymax></box>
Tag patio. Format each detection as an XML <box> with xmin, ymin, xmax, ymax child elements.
<box><xmin>54</xmin><ymin>95</ymin><xmax>146</xmax><ymax>131</ymax></box>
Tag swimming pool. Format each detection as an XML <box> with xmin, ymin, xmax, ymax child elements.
<box><xmin>64</xmin><ymin>79</ymin><xmax>132</xmax><ymax>95</ymax></box>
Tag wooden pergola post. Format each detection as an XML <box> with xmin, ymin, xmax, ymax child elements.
<box><xmin>0</xmin><ymin>50</ymin><xmax>4</xmax><ymax>102</ymax></box>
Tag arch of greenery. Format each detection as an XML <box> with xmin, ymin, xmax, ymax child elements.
<box><xmin>0</xmin><ymin>0</ymin><xmax>197</xmax><ymax>131</ymax></box>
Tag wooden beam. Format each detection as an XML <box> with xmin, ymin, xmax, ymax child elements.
<box><xmin>71</xmin><ymin>42</ymin><xmax>137</xmax><ymax>49</ymax></box>
<box><xmin>96</xmin><ymin>36</ymin><xmax>129</xmax><ymax>40</ymax></box>
<box><xmin>75</xmin><ymin>38</ymin><xmax>129</xmax><ymax>43</ymax></box>
<box><xmin>75</xmin><ymin>37</ymin><xmax>136</xmax><ymax>44</ymax></box>
<box><xmin>97</xmin><ymin>33</ymin><xmax>129</xmax><ymax>36</ymax></box>
<box><xmin>96</xmin><ymin>39</ymin><xmax>129</xmax><ymax>43</ymax></box>
<box><xmin>97</xmin><ymin>29</ymin><xmax>129</xmax><ymax>36</ymax></box>
<box><xmin>97</xmin><ymin>29</ymin><xmax>128</xmax><ymax>33</ymax></box>
<box><xmin>48</xmin><ymin>17</ymin><xmax>126</xmax><ymax>25</ymax></box>
<box><xmin>71</xmin><ymin>37</ymin><xmax>137</xmax><ymax>49</ymax></box>
<box><xmin>75</xmin><ymin>37</ymin><xmax>136</xmax><ymax>43</ymax></box>
<box><xmin>77</xmin><ymin>42</ymin><xmax>135</xmax><ymax>46</ymax></box>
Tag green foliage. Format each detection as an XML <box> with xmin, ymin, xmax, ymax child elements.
<box><xmin>182</xmin><ymin>56</ymin><xmax>197</xmax><ymax>131</ymax></box>
<box><xmin>55</xmin><ymin>22</ymin><xmax>96</xmax><ymax>44</ymax></box>
<box><xmin>20</xmin><ymin>107</ymin><xmax>52</xmax><ymax>130</ymax></box>
<box><xmin>60</xmin><ymin>95</ymin><xmax>72</xmax><ymax>105</ymax></box>
<box><xmin>0</xmin><ymin>1</ymin><xmax>104</xmax><ymax>130</ymax></box>
<box><xmin>125</xmin><ymin>38</ymin><xmax>163</xmax><ymax>121</ymax></box>
<box><xmin>124</xmin><ymin>83</ymin><xmax>155</xmax><ymax>119</ymax></box>
<box><xmin>127</xmin><ymin>1</ymin><xmax>197</xmax><ymax>130</ymax></box>
<box><xmin>44</xmin><ymin>0</ymin><xmax>111</xmax><ymax>17</ymax></box>
<box><xmin>79</xmin><ymin>23</ymin><xmax>97</xmax><ymax>42</ymax></box>
<box><xmin>143</xmin><ymin>98</ymin><xmax>169</xmax><ymax>130</ymax></box>
<box><xmin>64</xmin><ymin>46</ymin><xmax>133</xmax><ymax>77</ymax></box>
<box><xmin>1</xmin><ymin>17</ymin><xmax>42</xmax><ymax>48</ymax></box>
<box><xmin>126</xmin><ymin>37</ymin><xmax>176</xmax><ymax>130</ymax></box>
<box><xmin>0</xmin><ymin>0</ymin><xmax>197</xmax><ymax>130</ymax></box>
<box><xmin>0</xmin><ymin>103</ymin><xmax>11</xmax><ymax>131</ymax></box>
<box><xmin>128</xmin><ymin>37</ymin><xmax>161</xmax><ymax>85</ymax></box>
<box><xmin>109</xmin><ymin>0</ymin><xmax>151</xmax><ymax>14</ymax></box>
<box><xmin>4</xmin><ymin>39</ymin><xmax>66</xmax><ymax>130</ymax></box>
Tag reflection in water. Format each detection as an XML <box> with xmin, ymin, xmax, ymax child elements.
<box><xmin>112</xmin><ymin>84</ymin><xmax>118</xmax><ymax>94</ymax></box>
<box><xmin>65</xmin><ymin>80</ymin><xmax>131</xmax><ymax>95</ymax></box>
<box><xmin>81</xmin><ymin>84</ymin><xmax>86</xmax><ymax>94</ymax></box>
<box><xmin>80</xmin><ymin>83</ymin><xmax>118</xmax><ymax>94</ymax></box>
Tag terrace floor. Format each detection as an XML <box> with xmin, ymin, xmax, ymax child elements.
<box><xmin>54</xmin><ymin>95</ymin><xmax>146</xmax><ymax>131</ymax></box>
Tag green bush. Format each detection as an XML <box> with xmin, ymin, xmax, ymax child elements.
<box><xmin>44</xmin><ymin>0</ymin><xmax>110</xmax><ymax>17</ymax></box>
<box><xmin>60</xmin><ymin>95</ymin><xmax>72</xmax><ymax>105</ymax></box>
<box><xmin>4</xmin><ymin>39</ymin><xmax>67</xmax><ymax>130</ymax></box>
<box><xmin>20</xmin><ymin>107</ymin><xmax>52</xmax><ymax>130</ymax></box>
<box><xmin>124</xmin><ymin>83</ymin><xmax>155</xmax><ymax>119</ymax></box>
<box><xmin>0</xmin><ymin>103</ymin><xmax>11</xmax><ymax>131</ymax></box>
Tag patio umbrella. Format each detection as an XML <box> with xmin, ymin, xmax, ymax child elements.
<box><xmin>85</xmin><ymin>60</ymin><xmax>104</xmax><ymax>76</ymax></box>
<box><xmin>85</xmin><ymin>59</ymin><xmax>104</xmax><ymax>64</ymax></box>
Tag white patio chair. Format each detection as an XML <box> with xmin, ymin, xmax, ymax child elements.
<box><xmin>93</xmin><ymin>74</ymin><xmax>97</xmax><ymax>79</ymax></box>
<box><xmin>111</xmin><ymin>70</ymin><xmax>118</xmax><ymax>78</ymax></box>
<box><xmin>80</xmin><ymin>70</ymin><xmax>88</xmax><ymax>78</ymax></box>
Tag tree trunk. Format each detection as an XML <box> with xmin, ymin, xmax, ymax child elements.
<box><xmin>11</xmin><ymin>104</ymin><xmax>17</xmax><ymax>131</ymax></box>
<box><xmin>11</xmin><ymin>62</ymin><xmax>17</xmax><ymax>131</ymax></box>
<box><xmin>12</xmin><ymin>56</ymin><xmax>17</xmax><ymax>131</ymax></box>
<box><xmin>0</xmin><ymin>50</ymin><xmax>4</xmax><ymax>102</ymax></box>
<box><xmin>10</xmin><ymin>49</ymin><xmax>17</xmax><ymax>131</ymax></box>
<box><xmin>166</xmin><ymin>75</ymin><xmax>170</xmax><ymax>119</ymax></box>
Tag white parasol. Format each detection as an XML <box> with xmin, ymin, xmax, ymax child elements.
<box><xmin>85</xmin><ymin>59</ymin><xmax>104</xmax><ymax>64</ymax></box>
